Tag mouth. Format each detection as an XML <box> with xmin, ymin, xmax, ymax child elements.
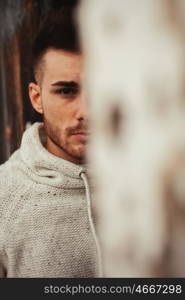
<box><xmin>71</xmin><ymin>132</ymin><xmax>90</xmax><ymax>141</ymax></box>
<box><xmin>72</xmin><ymin>132</ymin><xmax>90</xmax><ymax>135</ymax></box>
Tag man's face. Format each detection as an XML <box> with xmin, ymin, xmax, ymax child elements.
<box><xmin>29</xmin><ymin>49</ymin><xmax>89</xmax><ymax>165</ymax></box>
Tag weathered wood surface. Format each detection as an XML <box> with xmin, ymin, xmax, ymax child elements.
<box><xmin>0</xmin><ymin>0</ymin><xmax>60</xmax><ymax>163</ymax></box>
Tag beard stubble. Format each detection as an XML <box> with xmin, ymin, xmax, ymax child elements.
<box><xmin>43</xmin><ymin>115</ymin><xmax>88</xmax><ymax>162</ymax></box>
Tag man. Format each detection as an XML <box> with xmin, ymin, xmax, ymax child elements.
<box><xmin>0</xmin><ymin>6</ymin><xmax>101</xmax><ymax>277</ymax></box>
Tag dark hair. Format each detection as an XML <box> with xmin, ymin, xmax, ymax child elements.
<box><xmin>32</xmin><ymin>4</ymin><xmax>80</xmax><ymax>79</ymax></box>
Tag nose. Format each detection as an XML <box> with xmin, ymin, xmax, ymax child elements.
<box><xmin>76</xmin><ymin>90</ymin><xmax>88</xmax><ymax>122</ymax></box>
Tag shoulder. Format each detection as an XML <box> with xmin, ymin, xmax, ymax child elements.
<box><xmin>0</xmin><ymin>149</ymin><xmax>22</xmax><ymax>187</ymax></box>
<box><xmin>0</xmin><ymin>149</ymin><xmax>32</xmax><ymax>219</ymax></box>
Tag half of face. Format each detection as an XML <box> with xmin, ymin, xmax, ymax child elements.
<box><xmin>29</xmin><ymin>49</ymin><xmax>89</xmax><ymax>164</ymax></box>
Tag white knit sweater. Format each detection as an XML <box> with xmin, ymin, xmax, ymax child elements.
<box><xmin>0</xmin><ymin>123</ymin><xmax>101</xmax><ymax>277</ymax></box>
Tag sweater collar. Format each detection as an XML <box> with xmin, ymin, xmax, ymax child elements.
<box><xmin>19</xmin><ymin>122</ymin><xmax>88</xmax><ymax>188</ymax></box>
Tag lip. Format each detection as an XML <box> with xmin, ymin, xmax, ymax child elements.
<box><xmin>72</xmin><ymin>132</ymin><xmax>90</xmax><ymax>135</ymax></box>
<box><xmin>71</xmin><ymin>132</ymin><xmax>90</xmax><ymax>141</ymax></box>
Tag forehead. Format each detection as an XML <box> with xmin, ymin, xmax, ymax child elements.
<box><xmin>42</xmin><ymin>49</ymin><xmax>83</xmax><ymax>83</ymax></box>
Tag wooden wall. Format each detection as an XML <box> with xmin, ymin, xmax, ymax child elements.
<box><xmin>0</xmin><ymin>0</ymin><xmax>75</xmax><ymax>164</ymax></box>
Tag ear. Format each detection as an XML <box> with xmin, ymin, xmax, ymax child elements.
<box><xmin>28</xmin><ymin>82</ymin><xmax>43</xmax><ymax>114</ymax></box>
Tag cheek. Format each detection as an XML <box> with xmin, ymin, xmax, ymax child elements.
<box><xmin>42</xmin><ymin>98</ymin><xmax>72</xmax><ymax>129</ymax></box>
<box><xmin>44</xmin><ymin>104</ymin><xmax>60</xmax><ymax>119</ymax></box>
<box><xmin>41</xmin><ymin>91</ymin><xmax>74</xmax><ymax>124</ymax></box>
<box><xmin>42</xmin><ymin>95</ymin><xmax>63</xmax><ymax>119</ymax></box>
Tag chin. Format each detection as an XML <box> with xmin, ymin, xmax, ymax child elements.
<box><xmin>73</xmin><ymin>152</ymin><xmax>86</xmax><ymax>163</ymax></box>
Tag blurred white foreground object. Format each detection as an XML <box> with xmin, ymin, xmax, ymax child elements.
<box><xmin>79</xmin><ymin>0</ymin><xmax>185</xmax><ymax>277</ymax></box>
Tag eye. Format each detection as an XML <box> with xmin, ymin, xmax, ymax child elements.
<box><xmin>56</xmin><ymin>87</ymin><xmax>79</xmax><ymax>96</ymax></box>
<box><xmin>60</xmin><ymin>87</ymin><xmax>76</xmax><ymax>94</ymax></box>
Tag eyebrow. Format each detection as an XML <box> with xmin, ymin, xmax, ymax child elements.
<box><xmin>51</xmin><ymin>81</ymin><xmax>79</xmax><ymax>87</ymax></box>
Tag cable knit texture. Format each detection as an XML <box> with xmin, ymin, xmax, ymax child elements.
<box><xmin>0</xmin><ymin>122</ymin><xmax>99</xmax><ymax>277</ymax></box>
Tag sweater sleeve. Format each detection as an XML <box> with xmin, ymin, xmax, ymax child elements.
<box><xmin>0</xmin><ymin>230</ymin><xmax>7</xmax><ymax>277</ymax></box>
<box><xmin>0</xmin><ymin>167</ymin><xmax>10</xmax><ymax>278</ymax></box>
<box><xmin>0</xmin><ymin>257</ymin><xmax>6</xmax><ymax>277</ymax></box>
<box><xmin>0</xmin><ymin>220</ymin><xmax>7</xmax><ymax>277</ymax></box>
